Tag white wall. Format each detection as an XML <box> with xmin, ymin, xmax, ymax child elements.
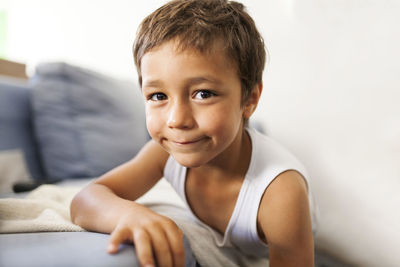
<box><xmin>5</xmin><ymin>0</ymin><xmax>400</xmax><ymax>266</ymax></box>
<box><xmin>5</xmin><ymin>0</ymin><xmax>167</xmax><ymax>79</ymax></box>
<box><xmin>249</xmin><ymin>1</ymin><xmax>400</xmax><ymax>266</ymax></box>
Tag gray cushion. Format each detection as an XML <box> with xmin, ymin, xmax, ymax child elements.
<box><xmin>0</xmin><ymin>232</ymin><xmax>196</xmax><ymax>267</ymax></box>
<box><xmin>0</xmin><ymin>77</ymin><xmax>44</xmax><ymax>180</ymax></box>
<box><xmin>30</xmin><ymin>63</ymin><xmax>149</xmax><ymax>181</ymax></box>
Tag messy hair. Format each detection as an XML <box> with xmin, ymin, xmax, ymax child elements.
<box><xmin>133</xmin><ymin>0</ymin><xmax>266</xmax><ymax>104</ymax></box>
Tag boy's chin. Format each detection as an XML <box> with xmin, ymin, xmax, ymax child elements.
<box><xmin>171</xmin><ymin>153</ymin><xmax>212</xmax><ymax>168</ymax></box>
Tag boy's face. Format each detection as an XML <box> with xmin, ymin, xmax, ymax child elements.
<box><xmin>140</xmin><ymin>40</ymin><xmax>250</xmax><ymax>168</ymax></box>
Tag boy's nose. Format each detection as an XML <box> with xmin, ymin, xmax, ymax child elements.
<box><xmin>167</xmin><ymin>102</ymin><xmax>195</xmax><ymax>129</ymax></box>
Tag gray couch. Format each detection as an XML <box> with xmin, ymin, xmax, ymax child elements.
<box><xmin>0</xmin><ymin>63</ymin><xmax>196</xmax><ymax>266</ymax></box>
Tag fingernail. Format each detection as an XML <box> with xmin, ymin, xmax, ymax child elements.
<box><xmin>107</xmin><ymin>244</ymin><xmax>115</xmax><ymax>252</ymax></box>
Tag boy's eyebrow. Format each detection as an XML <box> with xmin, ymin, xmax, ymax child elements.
<box><xmin>186</xmin><ymin>76</ymin><xmax>221</xmax><ymax>86</ymax></box>
<box><xmin>142</xmin><ymin>79</ymin><xmax>163</xmax><ymax>88</ymax></box>
<box><xmin>143</xmin><ymin>76</ymin><xmax>221</xmax><ymax>88</ymax></box>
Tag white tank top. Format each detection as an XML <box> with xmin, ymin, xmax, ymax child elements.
<box><xmin>163</xmin><ymin>127</ymin><xmax>318</xmax><ymax>258</ymax></box>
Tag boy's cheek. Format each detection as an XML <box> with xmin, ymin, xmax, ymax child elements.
<box><xmin>145</xmin><ymin>113</ymin><xmax>158</xmax><ymax>138</ymax></box>
<box><xmin>145</xmin><ymin>111</ymin><xmax>168</xmax><ymax>145</ymax></box>
<box><xmin>146</xmin><ymin>123</ymin><xmax>156</xmax><ymax>138</ymax></box>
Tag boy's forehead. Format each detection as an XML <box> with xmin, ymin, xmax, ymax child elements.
<box><xmin>144</xmin><ymin>38</ymin><xmax>237</xmax><ymax>70</ymax></box>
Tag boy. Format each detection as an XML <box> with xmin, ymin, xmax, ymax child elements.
<box><xmin>71</xmin><ymin>0</ymin><xmax>317</xmax><ymax>266</ymax></box>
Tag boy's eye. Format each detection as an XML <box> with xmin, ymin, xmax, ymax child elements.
<box><xmin>149</xmin><ymin>93</ymin><xmax>167</xmax><ymax>101</ymax></box>
<box><xmin>193</xmin><ymin>90</ymin><xmax>215</xmax><ymax>100</ymax></box>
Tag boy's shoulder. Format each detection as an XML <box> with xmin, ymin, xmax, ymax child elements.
<box><xmin>248</xmin><ymin>127</ymin><xmax>317</xmax><ymax>238</ymax></box>
<box><xmin>257</xmin><ymin>169</ymin><xmax>312</xmax><ymax>253</ymax></box>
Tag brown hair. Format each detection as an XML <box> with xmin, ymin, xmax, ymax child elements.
<box><xmin>133</xmin><ymin>0</ymin><xmax>266</xmax><ymax>104</ymax></box>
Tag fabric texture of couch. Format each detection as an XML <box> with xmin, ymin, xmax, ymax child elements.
<box><xmin>0</xmin><ymin>77</ymin><xmax>44</xmax><ymax>180</ymax></box>
<box><xmin>30</xmin><ymin>63</ymin><xmax>149</xmax><ymax>180</ymax></box>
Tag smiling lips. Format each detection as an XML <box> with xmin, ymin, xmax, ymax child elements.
<box><xmin>171</xmin><ymin>136</ymin><xmax>208</xmax><ymax>146</ymax></box>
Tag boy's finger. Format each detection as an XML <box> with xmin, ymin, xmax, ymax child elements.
<box><xmin>149</xmin><ymin>227</ymin><xmax>173</xmax><ymax>267</ymax></box>
<box><xmin>133</xmin><ymin>228</ymin><xmax>156</xmax><ymax>267</ymax></box>
<box><xmin>107</xmin><ymin>227</ymin><xmax>129</xmax><ymax>254</ymax></box>
<box><xmin>164</xmin><ymin>226</ymin><xmax>185</xmax><ymax>267</ymax></box>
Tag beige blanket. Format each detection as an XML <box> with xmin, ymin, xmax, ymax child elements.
<box><xmin>0</xmin><ymin>185</ymin><xmax>84</xmax><ymax>233</ymax></box>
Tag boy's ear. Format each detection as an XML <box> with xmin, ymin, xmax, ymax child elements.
<box><xmin>243</xmin><ymin>83</ymin><xmax>263</xmax><ymax>119</ymax></box>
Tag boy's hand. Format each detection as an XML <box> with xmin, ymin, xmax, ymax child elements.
<box><xmin>106</xmin><ymin>205</ymin><xmax>185</xmax><ymax>267</ymax></box>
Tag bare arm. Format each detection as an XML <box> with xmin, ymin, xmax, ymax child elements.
<box><xmin>258</xmin><ymin>170</ymin><xmax>314</xmax><ymax>267</ymax></box>
<box><xmin>70</xmin><ymin>140</ymin><xmax>184</xmax><ymax>267</ymax></box>
<box><xmin>70</xmin><ymin>140</ymin><xmax>167</xmax><ymax>232</ymax></box>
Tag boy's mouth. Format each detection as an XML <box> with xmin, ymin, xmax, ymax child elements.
<box><xmin>171</xmin><ymin>136</ymin><xmax>209</xmax><ymax>146</ymax></box>
<box><xmin>174</xmin><ymin>139</ymin><xmax>203</xmax><ymax>145</ymax></box>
